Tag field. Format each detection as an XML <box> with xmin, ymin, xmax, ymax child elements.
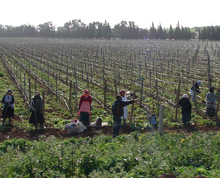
<box><xmin>0</xmin><ymin>38</ymin><xmax>220</xmax><ymax>177</ymax></box>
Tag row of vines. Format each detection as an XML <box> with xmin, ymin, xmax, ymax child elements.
<box><xmin>1</xmin><ymin>38</ymin><xmax>220</xmax><ymax>128</ymax></box>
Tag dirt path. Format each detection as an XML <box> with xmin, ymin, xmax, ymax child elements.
<box><xmin>1</xmin><ymin>120</ymin><xmax>220</xmax><ymax>142</ymax></box>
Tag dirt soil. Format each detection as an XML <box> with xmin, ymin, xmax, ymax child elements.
<box><xmin>1</xmin><ymin>115</ymin><xmax>220</xmax><ymax>142</ymax></box>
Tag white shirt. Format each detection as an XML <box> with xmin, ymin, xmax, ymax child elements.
<box><xmin>121</xmin><ymin>96</ymin><xmax>128</xmax><ymax>119</ymax></box>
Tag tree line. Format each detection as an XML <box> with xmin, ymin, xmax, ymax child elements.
<box><xmin>198</xmin><ymin>26</ymin><xmax>220</xmax><ymax>40</ymax></box>
<box><xmin>0</xmin><ymin>20</ymin><xmax>197</xmax><ymax>39</ymax></box>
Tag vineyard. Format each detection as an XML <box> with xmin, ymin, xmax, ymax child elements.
<box><xmin>0</xmin><ymin>38</ymin><xmax>220</xmax><ymax>177</ymax></box>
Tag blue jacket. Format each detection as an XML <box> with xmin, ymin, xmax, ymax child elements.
<box><xmin>2</xmin><ymin>94</ymin><xmax>14</xmax><ymax>108</ymax></box>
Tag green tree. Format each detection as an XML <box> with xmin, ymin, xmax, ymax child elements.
<box><xmin>149</xmin><ymin>22</ymin><xmax>157</xmax><ymax>39</ymax></box>
<box><xmin>169</xmin><ymin>25</ymin><xmax>174</xmax><ymax>39</ymax></box>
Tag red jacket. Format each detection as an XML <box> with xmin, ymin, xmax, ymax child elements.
<box><xmin>79</xmin><ymin>95</ymin><xmax>92</xmax><ymax>113</ymax></box>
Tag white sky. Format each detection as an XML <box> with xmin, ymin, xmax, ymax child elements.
<box><xmin>0</xmin><ymin>0</ymin><xmax>219</xmax><ymax>29</ymax></box>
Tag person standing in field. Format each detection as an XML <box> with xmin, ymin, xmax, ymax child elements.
<box><xmin>206</xmin><ymin>87</ymin><xmax>217</xmax><ymax>119</ymax></box>
<box><xmin>112</xmin><ymin>95</ymin><xmax>136</xmax><ymax>138</ymax></box>
<box><xmin>178</xmin><ymin>94</ymin><xmax>192</xmax><ymax>127</ymax></box>
<box><xmin>29</xmin><ymin>91</ymin><xmax>45</xmax><ymax>129</ymax></box>
<box><xmin>119</xmin><ymin>89</ymin><xmax>128</xmax><ymax>125</ymax></box>
<box><xmin>190</xmin><ymin>80</ymin><xmax>201</xmax><ymax>101</ymax></box>
<box><xmin>78</xmin><ymin>90</ymin><xmax>92</xmax><ymax>127</ymax></box>
<box><xmin>1</xmin><ymin>89</ymin><xmax>14</xmax><ymax>125</ymax></box>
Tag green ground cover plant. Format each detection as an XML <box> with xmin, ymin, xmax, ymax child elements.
<box><xmin>0</xmin><ymin>132</ymin><xmax>220</xmax><ymax>177</ymax></box>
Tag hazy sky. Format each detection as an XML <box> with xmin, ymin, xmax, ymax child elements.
<box><xmin>1</xmin><ymin>0</ymin><xmax>219</xmax><ymax>28</ymax></box>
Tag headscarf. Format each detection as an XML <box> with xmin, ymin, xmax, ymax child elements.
<box><xmin>182</xmin><ymin>94</ymin><xmax>188</xmax><ymax>98</ymax></box>
<box><xmin>83</xmin><ymin>90</ymin><xmax>89</xmax><ymax>97</ymax></box>
<box><xmin>119</xmin><ymin>89</ymin><xmax>125</xmax><ymax>95</ymax></box>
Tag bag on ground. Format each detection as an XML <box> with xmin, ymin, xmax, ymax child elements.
<box><xmin>65</xmin><ymin>120</ymin><xmax>86</xmax><ymax>134</ymax></box>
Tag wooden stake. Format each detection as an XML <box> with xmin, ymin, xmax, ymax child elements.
<box><xmin>140</xmin><ymin>79</ymin><xmax>144</xmax><ymax>106</ymax></box>
<box><xmin>158</xmin><ymin>105</ymin><xmax>164</xmax><ymax>135</ymax></box>
<box><xmin>69</xmin><ymin>80</ymin><xmax>73</xmax><ymax>115</ymax></box>
<box><xmin>42</xmin><ymin>91</ymin><xmax>45</xmax><ymax>114</ymax></box>
<box><xmin>216</xmin><ymin>93</ymin><xmax>220</xmax><ymax>119</ymax></box>
<box><xmin>20</xmin><ymin>68</ymin><xmax>22</xmax><ymax>85</ymax></box>
<box><xmin>86</xmin><ymin>72</ymin><xmax>89</xmax><ymax>88</ymax></box>
<box><xmin>193</xmin><ymin>80</ymin><xmax>198</xmax><ymax>114</ymax></box>
<box><xmin>129</xmin><ymin>90</ymin><xmax>136</xmax><ymax>123</ymax></box>
<box><xmin>114</xmin><ymin>79</ymin><xmax>117</xmax><ymax>96</ymax></box>
<box><xmin>175</xmin><ymin>80</ymin><xmax>181</xmax><ymax>121</ymax></box>
<box><xmin>155</xmin><ymin>79</ymin><xmax>159</xmax><ymax>107</ymax></box>
<box><xmin>207</xmin><ymin>51</ymin><xmax>211</xmax><ymax>88</ymax></box>
<box><xmin>74</xmin><ymin>82</ymin><xmax>78</xmax><ymax>114</ymax></box>
<box><xmin>29</xmin><ymin>78</ymin><xmax>31</xmax><ymax>105</ymax></box>
<box><xmin>56</xmin><ymin>74</ymin><xmax>58</xmax><ymax>101</ymax></box>
<box><xmin>67</xmin><ymin>56</ymin><xmax>69</xmax><ymax>84</ymax></box>
<box><xmin>104</xmin><ymin>79</ymin><xmax>107</xmax><ymax>108</ymax></box>
<box><xmin>24</xmin><ymin>73</ymin><xmax>26</xmax><ymax>92</ymax></box>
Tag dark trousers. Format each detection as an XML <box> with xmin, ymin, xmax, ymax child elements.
<box><xmin>80</xmin><ymin>112</ymin><xmax>90</xmax><ymax>127</ymax></box>
<box><xmin>113</xmin><ymin>116</ymin><xmax>121</xmax><ymax>138</ymax></box>
<box><xmin>2</xmin><ymin>106</ymin><xmax>14</xmax><ymax>124</ymax></box>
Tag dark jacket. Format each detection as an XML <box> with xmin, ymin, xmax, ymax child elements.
<box><xmin>31</xmin><ymin>95</ymin><xmax>43</xmax><ymax>112</ymax></box>
<box><xmin>179</xmin><ymin>97</ymin><xmax>191</xmax><ymax>114</ymax></box>
<box><xmin>112</xmin><ymin>100</ymin><xmax>134</xmax><ymax>117</ymax></box>
<box><xmin>191</xmin><ymin>83</ymin><xmax>200</xmax><ymax>93</ymax></box>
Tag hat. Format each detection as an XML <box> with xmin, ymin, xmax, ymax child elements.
<box><xmin>197</xmin><ymin>80</ymin><xmax>201</xmax><ymax>86</ymax></box>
